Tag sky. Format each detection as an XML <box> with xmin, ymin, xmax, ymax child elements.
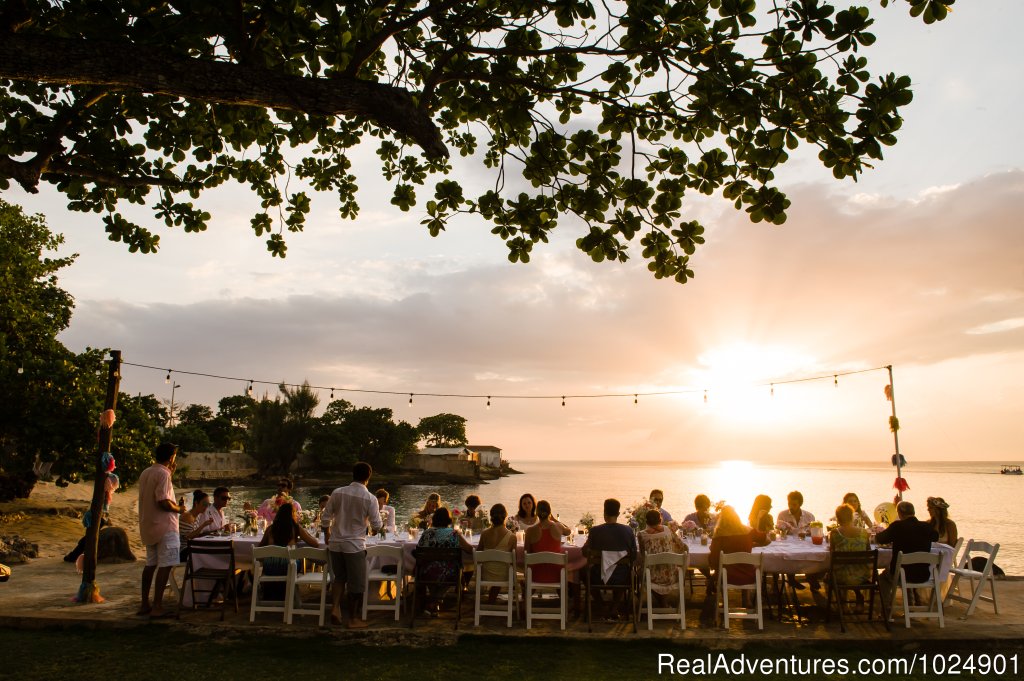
<box><xmin>7</xmin><ymin>1</ymin><xmax>1024</xmax><ymax>463</ymax></box>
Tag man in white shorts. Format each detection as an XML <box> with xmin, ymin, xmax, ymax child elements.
<box><xmin>137</xmin><ymin>442</ymin><xmax>184</xmax><ymax>618</ymax></box>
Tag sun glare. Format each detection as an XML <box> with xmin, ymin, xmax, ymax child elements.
<box><xmin>708</xmin><ymin>459</ymin><xmax>760</xmax><ymax>516</ymax></box>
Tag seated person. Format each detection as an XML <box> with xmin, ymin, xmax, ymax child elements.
<box><xmin>748</xmin><ymin>495</ymin><xmax>774</xmax><ymax>537</ymax></box>
<box><xmin>524</xmin><ymin>500</ymin><xmax>569</xmax><ymax>583</ymax></box>
<box><xmin>257</xmin><ymin>479</ymin><xmax>301</xmax><ymax>523</ymax></box>
<box><xmin>776</xmin><ymin>490</ymin><xmax>816</xmax><ymax>533</ymax></box>
<box><xmin>925</xmin><ymin>496</ymin><xmax>958</xmax><ymax>547</ymax></box>
<box><xmin>649</xmin><ymin>489</ymin><xmax>675</xmax><ymax>525</ymax></box>
<box><xmin>256</xmin><ymin>501</ymin><xmax>319</xmax><ymax>600</ymax></box>
<box><xmin>583</xmin><ymin>498</ymin><xmax>637</xmax><ymax>619</ymax></box>
<box><xmin>416</xmin><ymin>492</ymin><xmax>443</xmax><ymax>529</ymax></box>
<box><xmin>515</xmin><ymin>493</ymin><xmax>539</xmax><ymax>529</ymax></box>
<box><xmin>199</xmin><ymin>486</ymin><xmax>231</xmax><ymax>531</ymax></box>
<box><xmin>842</xmin><ymin>492</ymin><xmax>874</xmax><ymax>529</ymax></box>
<box><xmin>415</xmin><ymin>507</ymin><xmax>473</xmax><ymax>614</ymax></box>
<box><xmin>477</xmin><ymin>503</ymin><xmax>516</xmax><ymax>604</ymax></box>
<box><xmin>638</xmin><ymin>509</ymin><xmax>687</xmax><ymax>604</ymax></box>
<box><xmin>179</xmin><ymin>490</ymin><xmax>216</xmax><ymax>560</ymax></box>
<box><xmin>683</xmin><ymin>494</ymin><xmax>718</xmax><ymax>535</ymax></box>
<box><xmin>703</xmin><ymin>505</ymin><xmax>767</xmax><ymax>620</ymax></box>
<box><xmin>829</xmin><ymin>503</ymin><xmax>871</xmax><ymax>611</ymax></box>
<box><xmin>875</xmin><ymin>500</ymin><xmax>939</xmax><ymax>594</ymax></box>
<box><xmin>318</xmin><ymin>494</ymin><xmax>331</xmax><ymax>542</ymax></box>
<box><xmin>463</xmin><ymin>494</ymin><xmax>486</xmax><ymax>533</ymax></box>
<box><xmin>374</xmin><ymin>489</ymin><xmax>397</xmax><ymax>535</ymax></box>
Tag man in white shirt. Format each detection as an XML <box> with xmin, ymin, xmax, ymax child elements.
<box><xmin>776</xmin><ymin>490</ymin><xmax>815</xmax><ymax>533</ymax></box>
<box><xmin>198</xmin><ymin>486</ymin><xmax>231</xmax><ymax>532</ymax></box>
<box><xmin>325</xmin><ymin>461</ymin><xmax>381</xmax><ymax>628</ymax></box>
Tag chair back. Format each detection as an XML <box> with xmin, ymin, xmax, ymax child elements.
<box><xmin>474</xmin><ymin>548</ymin><xmax>516</xmax><ymax>569</ymax></box>
<box><xmin>412</xmin><ymin>546</ymin><xmax>464</xmax><ymax>583</ymax></box>
<box><xmin>525</xmin><ymin>551</ymin><xmax>568</xmax><ymax>570</ymax></box>
<box><xmin>188</xmin><ymin>539</ymin><xmax>237</xmax><ymax>574</ymax></box>
<box><xmin>964</xmin><ymin>540</ymin><xmax>999</xmax><ymax>568</ymax></box>
<box><xmin>894</xmin><ymin>551</ymin><xmax>940</xmax><ymax>586</ymax></box>
<box><xmin>366</xmin><ymin>544</ymin><xmax>404</xmax><ymax>564</ymax></box>
<box><xmin>829</xmin><ymin>548</ymin><xmax>879</xmax><ymax>584</ymax></box>
<box><xmin>292</xmin><ymin>545</ymin><xmax>329</xmax><ymax>566</ymax></box>
<box><xmin>644</xmin><ymin>551</ymin><xmax>689</xmax><ymax>569</ymax></box>
<box><xmin>950</xmin><ymin>536</ymin><xmax>966</xmax><ymax>569</ymax></box>
<box><xmin>252</xmin><ymin>545</ymin><xmax>291</xmax><ymax>562</ymax></box>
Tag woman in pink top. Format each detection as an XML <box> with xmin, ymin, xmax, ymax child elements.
<box><xmin>524</xmin><ymin>500</ymin><xmax>570</xmax><ymax>583</ymax></box>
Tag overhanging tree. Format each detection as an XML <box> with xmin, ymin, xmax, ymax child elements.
<box><xmin>0</xmin><ymin>0</ymin><xmax>951</xmax><ymax>281</ymax></box>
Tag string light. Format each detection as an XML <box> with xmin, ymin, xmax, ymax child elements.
<box><xmin>17</xmin><ymin>366</ymin><xmax>24</xmax><ymax>375</ymax></box>
<box><xmin>486</xmin><ymin>396</ymin><xmax>491</xmax><ymax>410</ymax></box>
<box><xmin>121</xmin><ymin>361</ymin><xmax>889</xmax><ymax>407</ymax></box>
<box><xmin>770</xmin><ymin>383</ymin><xmax>774</xmax><ymax>397</ymax></box>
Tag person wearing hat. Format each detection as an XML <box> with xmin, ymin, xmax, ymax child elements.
<box><xmin>925</xmin><ymin>496</ymin><xmax>958</xmax><ymax>547</ymax></box>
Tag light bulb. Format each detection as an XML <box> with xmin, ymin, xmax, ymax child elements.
<box><xmin>703</xmin><ymin>390</ymin><xmax>708</xmax><ymax>403</ymax></box>
<box><xmin>634</xmin><ymin>394</ymin><xmax>638</xmax><ymax>405</ymax></box>
<box><xmin>165</xmin><ymin>370</ymin><xmax>171</xmax><ymax>384</ymax></box>
<box><xmin>770</xmin><ymin>383</ymin><xmax>774</xmax><ymax>397</ymax></box>
<box><xmin>17</xmin><ymin>366</ymin><xmax>24</xmax><ymax>375</ymax></box>
<box><xmin>834</xmin><ymin>375</ymin><xmax>838</xmax><ymax>387</ymax></box>
<box><xmin>408</xmin><ymin>393</ymin><xmax>413</xmax><ymax>406</ymax></box>
<box><xmin>330</xmin><ymin>388</ymin><xmax>334</xmax><ymax>399</ymax></box>
<box><xmin>561</xmin><ymin>396</ymin><xmax>566</xmax><ymax>407</ymax></box>
<box><xmin>486</xmin><ymin>397</ymin><xmax>491</xmax><ymax>409</ymax></box>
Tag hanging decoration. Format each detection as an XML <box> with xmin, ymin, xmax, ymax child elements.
<box><xmin>891</xmin><ymin>453</ymin><xmax>906</xmax><ymax>467</ymax></box>
<box><xmin>893</xmin><ymin>477</ymin><xmax>910</xmax><ymax>492</ymax></box>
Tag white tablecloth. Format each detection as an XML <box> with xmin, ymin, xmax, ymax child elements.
<box><xmin>682</xmin><ymin>537</ymin><xmax>955</xmax><ymax>579</ymax></box>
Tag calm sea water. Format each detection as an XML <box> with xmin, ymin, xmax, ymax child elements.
<box><xmin>224</xmin><ymin>459</ymin><xmax>1021</xmax><ymax>576</ymax></box>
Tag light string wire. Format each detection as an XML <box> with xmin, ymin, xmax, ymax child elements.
<box><xmin>124</xmin><ymin>361</ymin><xmax>890</xmax><ymax>402</ymax></box>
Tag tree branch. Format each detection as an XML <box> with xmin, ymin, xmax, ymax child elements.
<box><xmin>0</xmin><ymin>32</ymin><xmax>448</xmax><ymax>159</ymax></box>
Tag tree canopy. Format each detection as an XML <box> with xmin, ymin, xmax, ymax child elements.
<box><xmin>0</xmin><ymin>199</ymin><xmax>158</xmax><ymax>491</ymax></box>
<box><xmin>0</xmin><ymin>0</ymin><xmax>951</xmax><ymax>282</ymax></box>
<box><xmin>417</xmin><ymin>413</ymin><xmax>469</xmax><ymax>447</ymax></box>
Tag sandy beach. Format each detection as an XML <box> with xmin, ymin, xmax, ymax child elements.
<box><xmin>0</xmin><ymin>481</ymin><xmax>144</xmax><ymax>561</ymax></box>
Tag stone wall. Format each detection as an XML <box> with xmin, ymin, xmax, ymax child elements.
<box><xmin>178</xmin><ymin>451</ymin><xmax>258</xmax><ymax>479</ymax></box>
<box><xmin>401</xmin><ymin>454</ymin><xmax>479</xmax><ymax>478</ymax></box>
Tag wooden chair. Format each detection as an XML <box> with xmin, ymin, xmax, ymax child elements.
<box><xmin>249</xmin><ymin>545</ymin><xmax>292</xmax><ymax>623</ymax></box>
<box><xmin>409</xmin><ymin>546</ymin><xmax>464</xmax><ymax>630</ymax></box>
<box><xmin>719</xmin><ymin>552</ymin><xmax>764</xmax><ymax>630</ymax></box>
<box><xmin>641</xmin><ymin>551</ymin><xmax>688</xmax><ymax>630</ymax></box>
<box><xmin>290</xmin><ymin>546</ymin><xmax>330</xmax><ymax>626</ymax></box>
<box><xmin>178</xmin><ymin>540</ymin><xmax>241</xmax><ymax>621</ymax></box>
<box><xmin>889</xmin><ymin>551</ymin><xmax>944</xmax><ymax>628</ymax></box>
<box><xmin>944</xmin><ymin>540</ymin><xmax>1000</xmax><ymax>619</ymax></box>
<box><xmin>524</xmin><ymin>551</ymin><xmax>568</xmax><ymax>630</ymax></box>
<box><xmin>363</xmin><ymin>545</ymin><xmax>405</xmax><ymax>622</ymax></box>
<box><xmin>825</xmin><ymin>548</ymin><xmax>888</xmax><ymax>632</ymax></box>
<box><xmin>584</xmin><ymin>550</ymin><xmax>639</xmax><ymax>633</ymax></box>
<box><xmin>473</xmin><ymin>548</ymin><xmax>518</xmax><ymax>627</ymax></box>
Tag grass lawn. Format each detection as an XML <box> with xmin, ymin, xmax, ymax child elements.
<box><xmin>3</xmin><ymin>626</ymin><xmax>1021</xmax><ymax>680</ymax></box>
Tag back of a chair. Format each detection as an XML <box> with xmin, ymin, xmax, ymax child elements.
<box><xmin>895</xmin><ymin>550</ymin><xmax>940</xmax><ymax>586</ymax></box>
<box><xmin>829</xmin><ymin>548</ymin><xmax>878</xmax><ymax>585</ymax></box>
<box><xmin>292</xmin><ymin>545</ymin><xmax>329</xmax><ymax>576</ymax></box>
<box><xmin>720</xmin><ymin>551</ymin><xmax>761</xmax><ymax>587</ymax></box>
<box><xmin>366</xmin><ymin>544</ymin><xmax>404</xmax><ymax>564</ymax></box>
<box><xmin>963</xmin><ymin>540</ymin><xmax>1000</xmax><ymax>573</ymax></box>
<box><xmin>644</xmin><ymin>551</ymin><xmax>689</xmax><ymax>570</ymax></box>
<box><xmin>475</xmin><ymin>548</ymin><xmax>515</xmax><ymax>570</ymax></box>
<box><xmin>252</xmin><ymin>545</ymin><xmax>290</xmax><ymax>562</ymax></box>
<box><xmin>412</xmin><ymin>546</ymin><xmax>464</xmax><ymax>584</ymax></box>
<box><xmin>188</xmin><ymin>539</ymin><xmax>236</xmax><ymax>575</ymax></box>
<box><xmin>950</xmin><ymin>536</ymin><xmax>966</xmax><ymax>569</ymax></box>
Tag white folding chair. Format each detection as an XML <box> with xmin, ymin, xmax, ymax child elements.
<box><xmin>524</xmin><ymin>551</ymin><xmax>568</xmax><ymax>630</ymax></box>
<box><xmin>719</xmin><ymin>552</ymin><xmax>763</xmax><ymax>630</ymax></box>
<box><xmin>944</xmin><ymin>540</ymin><xmax>999</xmax><ymax>618</ymax></box>
<box><xmin>641</xmin><ymin>551</ymin><xmax>688</xmax><ymax>630</ymax></box>
<box><xmin>473</xmin><ymin>549</ymin><xmax>518</xmax><ymax>627</ymax></box>
<box><xmin>363</xmin><ymin>545</ymin><xmax>405</xmax><ymax>622</ymax></box>
<box><xmin>890</xmin><ymin>551</ymin><xmax>944</xmax><ymax>628</ymax></box>
<box><xmin>165</xmin><ymin>561</ymin><xmax>188</xmax><ymax>602</ymax></box>
<box><xmin>250</xmin><ymin>545</ymin><xmax>293</xmax><ymax>623</ymax></box>
<box><xmin>288</xmin><ymin>546</ymin><xmax>330</xmax><ymax>626</ymax></box>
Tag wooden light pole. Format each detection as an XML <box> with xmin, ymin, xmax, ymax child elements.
<box><xmin>77</xmin><ymin>350</ymin><xmax>121</xmax><ymax>603</ymax></box>
<box><xmin>887</xmin><ymin>364</ymin><xmax>904</xmax><ymax>502</ymax></box>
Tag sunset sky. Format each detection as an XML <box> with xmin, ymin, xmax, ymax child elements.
<box><xmin>9</xmin><ymin>1</ymin><xmax>1023</xmax><ymax>463</ymax></box>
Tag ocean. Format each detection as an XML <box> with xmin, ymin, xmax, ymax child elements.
<box><xmin>226</xmin><ymin>459</ymin><xmax>1021</xmax><ymax>576</ymax></box>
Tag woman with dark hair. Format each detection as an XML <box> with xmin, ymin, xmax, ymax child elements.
<box><xmin>515</xmin><ymin>493</ymin><xmax>539</xmax><ymax>528</ymax></box>
<box><xmin>463</xmin><ymin>494</ymin><xmax>485</xmax><ymax>532</ymax></box>
<box><xmin>842</xmin><ymin>492</ymin><xmax>874</xmax><ymax>529</ymax></box>
<box><xmin>639</xmin><ymin>508</ymin><xmax>687</xmax><ymax>605</ymax></box>
<box><xmin>926</xmin><ymin>497</ymin><xmax>958</xmax><ymax>547</ymax></box>
<box><xmin>748</xmin><ymin>494</ymin><xmax>774</xmax><ymax>536</ymax></box>
<box><xmin>416</xmin><ymin>507</ymin><xmax>473</xmax><ymax>614</ymax></box>
<box><xmin>256</xmin><ymin>502</ymin><xmax>320</xmax><ymax>599</ymax></box>
<box><xmin>178</xmin><ymin>491</ymin><xmax>215</xmax><ymax>560</ymax></box>
<box><xmin>524</xmin><ymin>500</ymin><xmax>569</xmax><ymax>583</ymax></box>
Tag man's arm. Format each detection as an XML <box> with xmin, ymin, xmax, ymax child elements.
<box><xmin>367</xmin><ymin>497</ymin><xmax>382</xmax><ymax>533</ymax></box>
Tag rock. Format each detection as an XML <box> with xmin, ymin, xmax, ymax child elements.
<box><xmin>97</xmin><ymin>526</ymin><xmax>136</xmax><ymax>563</ymax></box>
<box><xmin>0</xmin><ymin>535</ymin><xmax>38</xmax><ymax>563</ymax></box>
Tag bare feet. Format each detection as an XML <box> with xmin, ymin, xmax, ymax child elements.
<box><xmin>347</xmin><ymin>618</ymin><xmax>369</xmax><ymax>629</ymax></box>
<box><xmin>135</xmin><ymin>606</ymin><xmax>152</xmax><ymax>616</ymax></box>
<box><xmin>330</xmin><ymin>613</ymin><xmax>342</xmax><ymax>626</ymax></box>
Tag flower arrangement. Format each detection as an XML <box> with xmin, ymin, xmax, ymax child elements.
<box><xmin>299</xmin><ymin>509</ymin><xmax>317</xmax><ymax>528</ymax></box>
<box><xmin>680</xmin><ymin>519</ymin><xmax>697</xmax><ymax>532</ymax></box>
<box><xmin>475</xmin><ymin>506</ymin><xmax>491</xmax><ymax>530</ymax></box>
<box><xmin>408</xmin><ymin>512</ymin><xmax>424</xmax><ymax>530</ymax></box>
<box><xmin>578</xmin><ymin>512</ymin><xmax>595</xmax><ymax>531</ymax></box>
<box><xmin>238</xmin><ymin>509</ymin><xmax>257</xmax><ymax>534</ymax></box>
<box><xmin>712</xmin><ymin>499</ymin><xmax>726</xmax><ymax>512</ymax></box>
<box><xmin>504</xmin><ymin>516</ymin><xmax>520</xmax><ymax>532</ymax></box>
<box><xmin>625</xmin><ymin>499</ymin><xmax>658</xmax><ymax>531</ymax></box>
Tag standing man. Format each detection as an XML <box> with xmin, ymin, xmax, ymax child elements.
<box><xmin>325</xmin><ymin>461</ymin><xmax>381</xmax><ymax>628</ymax></box>
<box><xmin>137</xmin><ymin>443</ymin><xmax>184</xmax><ymax>618</ymax></box>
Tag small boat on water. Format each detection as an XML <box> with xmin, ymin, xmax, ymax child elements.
<box><xmin>1001</xmin><ymin>465</ymin><xmax>1022</xmax><ymax>475</ymax></box>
